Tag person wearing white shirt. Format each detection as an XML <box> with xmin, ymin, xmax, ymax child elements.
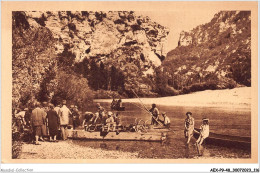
<box><xmin>59</xmin><ymin>100</ymin><xmax>72</xmax><ymax>140</ymax></box>
<box><xmin>162</xmin><ymin>112</ymin><xmax>170</xmax><ymax>129</ymax></box>
<box><xmin>195</xmin><ymin>118</ymin><xmax>209</xmax><ymax>146</ymax></box>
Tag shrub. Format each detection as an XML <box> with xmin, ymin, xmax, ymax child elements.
<box><xmin>114</xmin><ymin>19</ymin><xmax>126</xmax><ymax>25</ymax></box>
<box><xmin>52</xmin><ymin>70</ymin><xmax>94</xmax><ymax>109</ymax></box>
<box><xmin>12</xmin><ymin>128</ymin><xmax>22</xmax><ymax>159</ymax></box>
<box><xmin>94</xmin><ymin>90</ymin><xmax>122</xmax><ymax>99</ymax></box>
<box><xmin>131</xmin><ymin>24</ymin><xmax>142</xmax><ymax>31</ymax></box>
<box><xmin>155</xmin><ymin>85</ymin><xmax>179</xmax><ymax>97</ymax></box>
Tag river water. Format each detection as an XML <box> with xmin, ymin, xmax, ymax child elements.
<box><xmin>72</xmin><ymin>102</ymin><xmax>251</xmax><ymax>159</ymax></box>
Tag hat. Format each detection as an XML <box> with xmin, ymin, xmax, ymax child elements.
<box><xmin>49</xmin><ymin>104</ymin><xmax>54</xmax><ymax>109</ymax></box>
<box><xmin>186</xmin><ymin>112</ymin><xmax>192</xmax><ymax>116</ymax></box>
<box><xmin>152</xmin><ymin>103</ymin><xmax>156</xmax><ymax>107</ymax></box>
<box><xmin>162</xmin><ymin>112</ymin><xmax>166</xmax><ymax>115</ymax></box>
<box><xmin>24</xmin><ymin>108</ymin><xmax>29</xmax><ymax>111</ymax></box>
<box><xmin>70</xmin><ymin>105</ymin><xmax>75</xmax><ymax>108</ymax></box>
<box><xmin>35</xmin><ymin>102</ymin><xmax>41</xmax><ymax>107</ymax></box>
<box><xmin>96</xmin><ymin>103</ymin><xmax>101</xmax><ymax>107</ymax></box>
<box><xmin>108</xmin><ymin>111</ymin><xmax>113</xmax><ymax>116</ymax></box>
<box><xmin>202</xmin><ymin>118</ymin><xmax>209</xmax><ymax>122</ymax></box>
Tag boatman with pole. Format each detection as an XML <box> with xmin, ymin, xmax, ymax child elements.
<box><xmin>149</xmin><ymin>104</ymin><xmax>159</xmax><ymax>125</ymax></box>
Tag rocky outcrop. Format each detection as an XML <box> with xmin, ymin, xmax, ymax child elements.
<box><xmin>165</xmin><ymin>11</ymin><xmax>251</xmax><ymax>94</ymax></box>
<box><xmin>12</xmin><ymin>11</ymin><xmax>170</xmax><ymax>106</ymax></box>
<box><xmin>25</xmin><ymin>11</ymin><xmax>169</xmax><ymax>67</ymax></box>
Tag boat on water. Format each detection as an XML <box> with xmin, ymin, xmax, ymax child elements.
<box><xmin>193</xmin><ymin>128</ymin><xmax>251</xmax><ymax>150</ymax></box>
<box><xmin>111</xmin><ymin>106</ymin><xmax>125</xmax><ymax>111</ymax></box>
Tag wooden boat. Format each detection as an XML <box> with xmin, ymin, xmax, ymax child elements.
<box><xmin>67</xmin><ymin>129</ymin><xmax>167</xmax><ymax>142</ymax></box>
<box><xmin>111</xmin><ymin>106</ymin><xmax>125</xmax><ymax>111</ymax></box>
<box><xmin>193</xmin><ymin>128</ymin><xmax>251</xmax><ymax>150</ymax></box>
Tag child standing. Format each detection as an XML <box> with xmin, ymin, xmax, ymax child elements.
<box><xmin>196</xmin><ymin>118</ymin><xmax>209</xmax><ymax>145</ymax></box>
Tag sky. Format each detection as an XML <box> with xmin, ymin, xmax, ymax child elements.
<box><xmin>137</xmin><ymin>10</ymin><xmax>220</xmax><ymax>52</ymax></box>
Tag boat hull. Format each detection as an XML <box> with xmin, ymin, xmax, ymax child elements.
<box><xmin>194</xmin><ymin>128</ymin><xmax>251</xmax><ymax>150</ymax></box>
<box><xmin>67</xmin><ymin>129</ymin><xmax>165</xmax><ymax>142</ymax></box>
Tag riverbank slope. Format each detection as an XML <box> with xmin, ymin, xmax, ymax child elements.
<box><xmin>96</xmin><ymin>87</ymin><xmax>251</xmax><ymax>109</ymax></box>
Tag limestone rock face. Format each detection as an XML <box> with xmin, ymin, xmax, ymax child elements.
<box><xmin>23</xmin><ymin>11</ymin><xmax>169</xmax><ymax>68</ymax></box>
<box><xmin>165</xmin><ymin>11</ymin><xmax>251</xmax><ymax>92</ymax></box>
<box><xmin>12</xmin><ymin>11</ymin><xmax>170</xmax><ymax>105</ymax></box>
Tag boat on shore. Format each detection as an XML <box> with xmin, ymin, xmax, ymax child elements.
<box><xmin>67</xmin><ymin>128</ymin><xmax>168</xmax><ymax>142</ymax></box>
<box><xmin>193</xmin><ymin>128</ymin><xmax>251</xmax><ymax>150</ymax></box>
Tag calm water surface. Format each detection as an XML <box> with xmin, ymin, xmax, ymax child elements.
<box><xmin>73</xmin><ymin>102</ymin><xmax>251</xmax><ymax>159</ymax></box>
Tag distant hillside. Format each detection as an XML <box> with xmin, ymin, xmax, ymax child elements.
<box><xmin>163</xmin><ymin>11</ymin><xmax>251</xmax><ymax>95</ymax></box>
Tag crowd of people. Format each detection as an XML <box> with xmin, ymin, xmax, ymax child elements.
<box><xmin>13</xmin><ymin>100</ymin><xmax>81</xmax><ymax>145</ymax></box>
<box><xmin>13</xmin><ymin>100</ymin><xmax>209</xmax><ymax>146</ymax></box>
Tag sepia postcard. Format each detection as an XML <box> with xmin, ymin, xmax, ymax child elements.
<box><xmin>1</xmin><ymin>1</ymin><xmax>258</xmax><ymax>164</ymax></box>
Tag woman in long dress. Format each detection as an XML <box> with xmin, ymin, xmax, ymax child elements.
<box><xmin>184</xmin><ymin>112</ymin><xmax>195</xmax><ymax>144</ymax></box>
<box><xmin>46</xmin><ymin>104</ymin><xmax>59</xmax><ymax>142</ymax></box>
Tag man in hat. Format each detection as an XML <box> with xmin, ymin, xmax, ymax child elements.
<box><xmin>71</xmin><ymin>105</ymin><xmax>80</xmax><ymax>130</ymax></box>
<box><xmin>31</xmin><ymin>102</ymin><xmax>45</xmax><ymax>145</ymax></box>
<box><xmin>106</xmin><ymin>111</ymin><xmax>115</xmax><ymax>131</ymax></box>
<box><xmin>149</xmin><ymin>103</ymin><xmax>159</xmax><ymax>125</ymax></box>
<box><xmin>59</xmin><ymin>100</ymin><xmax>72</xmax><ymax>140</ymax></box>
<box><xmin>184</xmin><ymin>111</ymin><xmax>195</xmax><ymax>144</ymax></box>
<box><xmin>96</xmin><ymin>103</ymin><xmax>105</xmax><ymax>122</ymax></box>
<box><xmin>54</xmin><ymin>104</ymin><xmax>61</xmax><ymax>115</ymax></box>
<box><xmin>162</xmin><ymin>112</ymin><xmax>171</xmax><ymax>129</ymax></box>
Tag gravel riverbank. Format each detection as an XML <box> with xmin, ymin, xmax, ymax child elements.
<box><xmin>18</xmin><ymin>140</ymin><xmax>139</xmax><ymax>159</ymax></box>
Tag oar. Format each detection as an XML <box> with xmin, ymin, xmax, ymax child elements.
<box><xmin>131</xmin><ymin>89</ymin><xmax>164</xmax><ymax>126</ymax></box>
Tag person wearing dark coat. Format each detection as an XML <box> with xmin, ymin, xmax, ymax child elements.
<box><xmin>46</xmin><ymin>104</ymin><xmax>59</xmax><ymax>142</ymax></box>
<box><xmin>31</xmin><ymin>102</ymin><xmax>45</xmax><ymax>145</ymax></box>
<box><xmin>72</xmin><ymin>106</ymin><xmax>80</xmax><ymax>130</ymax></box>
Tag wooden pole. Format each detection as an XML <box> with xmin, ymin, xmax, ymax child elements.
<box><xmin>131</xmin><ymin>89</ymin><xmax>164</xmax><ymax>126</ymax></box>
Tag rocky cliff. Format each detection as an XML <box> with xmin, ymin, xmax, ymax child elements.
<box><xmin>12</xmin><ymin>11</ymin><xmax>169</xmax><ymax>108</ymax></box>
<box><xmin>164</xmin><ymin>11</ymin><xmax>251</xmax><ymax>94</ymax></box>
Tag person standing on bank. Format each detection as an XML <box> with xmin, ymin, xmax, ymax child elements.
<box><xmin>149</xmin><ymin>104</ymin><xmax>159</xmax><ymax>125</ymax></box>
<box><xmin>31</xmin><ymin>102</ymin><xmax>45</xmax><ymax>145</ymax></box>
<box><xmin>195</xmin><ymin>118</ymin><xmax>209</xmax><ymax>146</ymax></box>
<box><xmin>40</xmin><ymin>102</ymin><xmax>48</xmax><ymax>139</ymax></box>
<box><xmin>184</xmin><ymin>112</ymin><xmax>195</xmax><ymax>144</ymax></box>
<box><xmin>59</xmin><ymin>100</ymin><xmax>72</xmax><ymax>140</ymax></box>
<box><xmin>46</xmin><ymin>104</ymin><xmax>59</xmax><ymax>142</ymax></box>
<box><xmin>72</xmin><ymin>105</ymin><xmax>80</xmax><ymax>130</ymax></box>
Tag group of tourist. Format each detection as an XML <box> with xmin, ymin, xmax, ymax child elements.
<box><xmin>14</xmin><ymin>100</ymin><xmax>209</xmax><ymax>146</ymax></box>
<box><xmin>14</xmin><ymin>100</ymin><xmax>80</xmax><ymax>145</ymax></box>
<box><xmin>82</xmin><ymin>103</ymin><xmax>121</xmax><ymax>131</ymax></box>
